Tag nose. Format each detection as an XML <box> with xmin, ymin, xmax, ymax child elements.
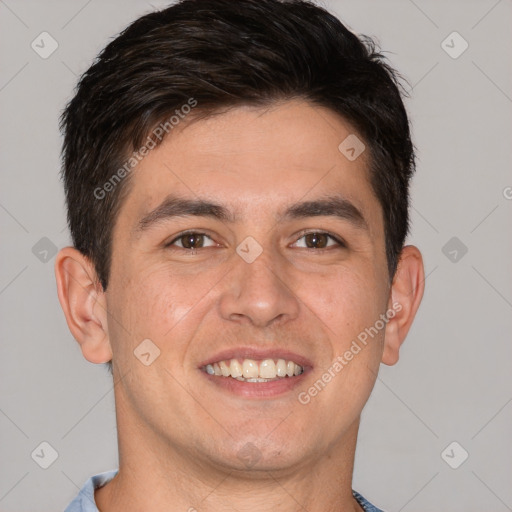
<box><xmin>217</xmin><ymin>247</ymin><xmax>300</xmax><ymax>328</ymax></box>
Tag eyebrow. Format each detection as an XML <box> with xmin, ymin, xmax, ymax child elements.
<box><xmin>135</xmin><ymin>194</ymin><xmax>369</xmax><ymax>233</ymax></box>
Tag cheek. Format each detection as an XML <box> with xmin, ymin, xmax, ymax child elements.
<box><xmin>309</xmin><ymin>268</ymin><xmax>386</xmax><ymax>409</ymax></box>
<box><xmin>129</xmin><ymin>276</ymin><xmax>198</xmax><ymax>335</ymax></box>
<box><xmin>304</xmin><ymin>265</ymin><xmax>386</xmax><ymax>341</ymax></box>
<box><xmin>111</xmin><ymin>264</ymin><xmax>225</xmax><ymax>348</ymax></box>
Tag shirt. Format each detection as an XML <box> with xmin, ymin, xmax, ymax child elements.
<box><xmin>64</xmin><ymin>469</ymin><xmax>385</xmax><ymax>512</ymax></box>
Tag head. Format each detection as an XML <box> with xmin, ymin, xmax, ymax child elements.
<box><xmin>56</xmin><ymin>0</ymin><xmax>423</xmax><ymax>476</ymax></box>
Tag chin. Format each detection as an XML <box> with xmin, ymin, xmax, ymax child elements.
<box><xmin>202</xmin><ymin>435</ymin><xmax>312</xmax><ymax>475</ymax></box>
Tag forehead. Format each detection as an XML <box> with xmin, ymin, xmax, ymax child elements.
<box><xmin>118</xmin><ymin>99</ymin><xmax>382</xmax><ymax>235</ymax></box>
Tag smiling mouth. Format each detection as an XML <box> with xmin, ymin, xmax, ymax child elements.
<box><xmin>202</xmin><ymin>358</ymin><xmax>304</xmax><ymax>382</ymax></box>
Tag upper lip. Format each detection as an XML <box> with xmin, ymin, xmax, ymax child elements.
<box><xmin>198</xmin><ymin>346</ymin><xmax>313</xmax><ymax>369</ymax></box>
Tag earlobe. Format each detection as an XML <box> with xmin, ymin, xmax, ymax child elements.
<box><xmin>54</xmin><ymin>247</ymin><xmax>113</xmax><ymax>364</ymax></box>
<box><xmin>382</xmin><ymin>245</ymin><xmax>425</xmax><ymax>366</ymax></box>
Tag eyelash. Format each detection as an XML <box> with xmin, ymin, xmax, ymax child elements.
<box><xmin>165</xmin><ymin>230</ymin><xmax>346</xmax><ymax>251</ymax></box>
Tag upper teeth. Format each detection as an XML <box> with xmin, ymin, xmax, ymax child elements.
<box><xmin>203</xmin><ymin>358</ymin><xmax>303</xmax><ymax>380</ymax></box>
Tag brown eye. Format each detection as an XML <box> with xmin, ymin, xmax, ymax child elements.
<box><xmin>180</xmin><ymin>233</ymin><xmax>205</xmax><ymax>249</ymax></box>
<box><xmin>292</xmin><ymin>231</ymin><xmax>345</xmax><ymax>250</ymax></box>
<box><xmin>304</xmin><ymin>232</ymin><xmax>329</xmax><ymax>249</ymax></box>
<box><xmin>167</xmin><ymin>232</ymin><xmax>216</xmax><ymax>250</ymax></box>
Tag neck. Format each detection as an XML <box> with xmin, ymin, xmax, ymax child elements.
<box><xmin>96</xmin><ymin>394</ymin><xmax>364</xmax><ymax>512</ymax></box>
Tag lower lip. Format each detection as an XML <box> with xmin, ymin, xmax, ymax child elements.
<box><xmin>200</xmin><ymin>370</ymin><xmax>309</xmax><ymax>399</ymax></box>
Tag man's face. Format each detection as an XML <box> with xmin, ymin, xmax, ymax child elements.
<box><xmin>105</xmin><ymin>99</ymin><xmax>391</xmax><ymax>472</ymax></box>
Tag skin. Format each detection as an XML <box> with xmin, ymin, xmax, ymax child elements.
<box><xmin>55</xmin><ymin>99</ymin><xmax>424</xmax><ymax>512</ymax></box>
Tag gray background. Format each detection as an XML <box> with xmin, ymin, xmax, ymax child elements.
<box><xmin>1</xmin><ymin>0</ymin><xmax>511</xmax><ymax>510</ymax></box>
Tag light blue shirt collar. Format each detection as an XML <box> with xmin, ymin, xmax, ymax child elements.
<box><xmin>64</xmin><ymin>469</ymin><xmax>118</xmax><ymax>512</ymax></box>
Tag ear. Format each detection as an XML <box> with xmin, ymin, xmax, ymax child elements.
<box><xmin>54</xmin><ymin>247</ymin><xmax>112</xmax><ymax>364</ymax></box>
<box><xmin>382</xmin><ymin>245</ymin><xmax>424</xmax><ymax>366</ymax></box>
